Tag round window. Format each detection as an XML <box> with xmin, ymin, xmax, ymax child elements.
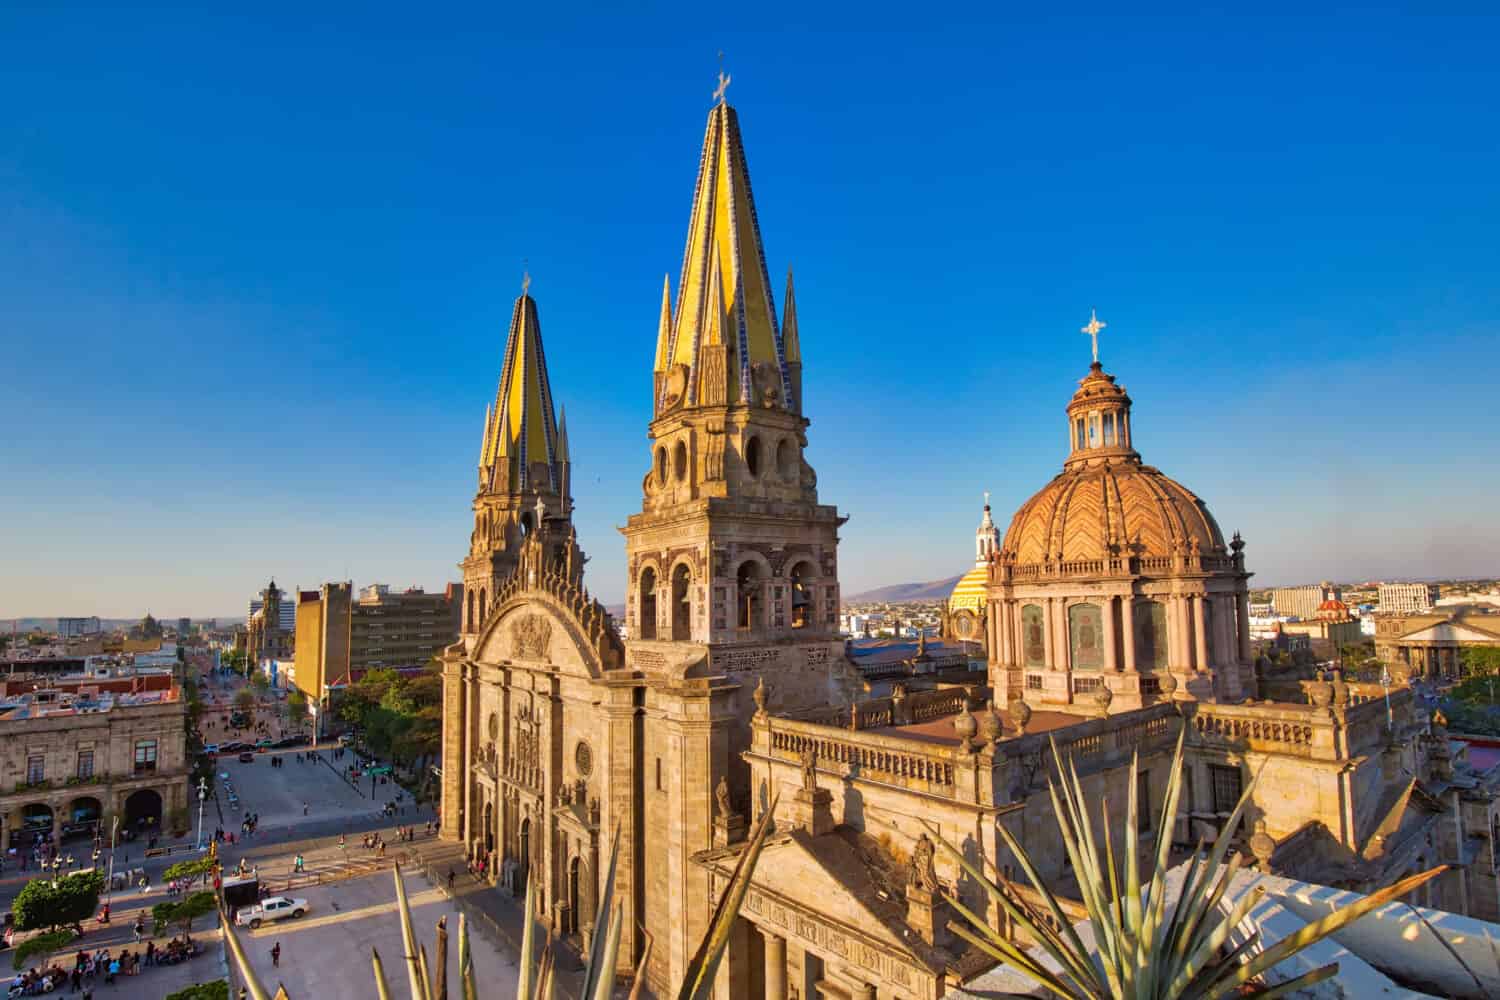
<box><xmin>745</xmin><ymin>436</ymin><xmax>762</xmax><ymax>478</ymax></box>
<box><xmin>575</xmin><ymin>741</ymin><xmax>593</xmax><ymax>778</ymax></box>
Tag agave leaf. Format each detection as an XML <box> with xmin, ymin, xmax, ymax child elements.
<box><xmin>943</xmin><ymin>908</ymin><xmax>1083</xmax><ymax>998</ymax></box>
<box><xmin>938</xmin><ymin>819</ymin><xmax>1100</xmax><ymax>991</ymax></box>
<box><xmin>678</xmin><ymin>792</ymin><xmax>779</xmax><ymax>1000</ymax></box>
<box><xmin>516</xmin><ymin>876</ymin><xmax>538</xmax><ymax>1000</ymax></box>
<box><xmin>393</xmin><ymin>862</ymin><xmax>430</xmax><ymax>1000</ymax></box>
<box><xmin>582</xmin><ymin>829</ymin><xmax>622</xmax><ymax>1000</ymax></box>
<box><xmin>1246</xmin><ymin>962</ymin><xmax>1339</xmax><ymax>1000</ymax></box>
<box><xmin>1164</xmin><ymin>881</ymin><xmax>1266</xmax><ymax>996</ymax></box>
<box><xmin>1209</xmin><ymin>865</ymin><xmax>1447</xmax><ymax>999</ymax></box>
<box><xmin>458</xmin><ymin>914</ymin><xmax>479</xmax><ymax>1000</ymax></box>
<box><xmin>590</xmin><ymin>902</ymin><xmax>625</xmax><ymax>1000</ymax></box>
<box><xmin>373</xmin><ymin>946</ymin><xmax>395</xmax><ymax>1000</ymax></box>
<box><xmin>625</xmin><ymin>928</ymin><xmax>655</xmax><ymax>1000</ymax></box>
<box><xmin>419</xmin><ymin>942</ymin><xmax>433</xmax><ymax>1000</ymax></box>
<box><xmin>221</xmin><ymin>899</ymin><xmax>273</xmax><ymax>1000</ymax></box>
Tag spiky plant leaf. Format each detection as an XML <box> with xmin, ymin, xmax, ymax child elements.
<box><xmin>459</xmin><ymin>913</ymin><xmax>478</xmax><ymax>1000</ymax></box>
<box><xmin>590</xmin><ymin>902</ymin><xmax>625</xmax><ymax>1000</ymax></box>
<box><xmin>392</xmin><ymin>862</ymin><xmax>430</xmax><ymax>1000</ymax></box>
<box><xmin>373</xmin><ymin>946</ymin><xmax>395</xmax><ymax>1000</ymax></box>
<box><xmin>221</xmin><ymin>898</ymin><xmax>273</xmax><ymax>1000</ymax></box>
<box><xmin>516</xmin><ymin>875</ymin><xmax>538</xmax><ymax>1000</ymax></box>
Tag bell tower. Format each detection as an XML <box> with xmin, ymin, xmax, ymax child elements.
<box><xmin>460</xmin><ymin>288</ymin><xmax>578</xmax><ymax>650</ymax></box>
<box><xmin>622</xmin><ymin>93</ymin><xmax>857</xmax><ymax>993</ymax></box>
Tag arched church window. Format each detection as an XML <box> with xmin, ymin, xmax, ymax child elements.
<box><xmin>479</xmin><ymin>588</ymin><xmax>487</xmax><ymax>624</ymax></box>
<box><xmin>1103</xmin><ymin>412</ymin><xmax>1117</xmax><ymax>446</ymax></box>
<box><xmin>1022</xmin><ymin>604</ymin><xmax>1046</xmax><ymax>668</ymax></box>
<box><xmin>671</xmin><ymin>564</ymin><xmax>692</xmax><ymax>640</ymax></box>
<box><xmin>1134</xmin><ymin>600</ymin><xmax>1168</xmax><ymax>670</ymax></box>
<box><xmin>639</xmin><ymin>568</ymin><xmax>658</xmax><ymax>641</ymax></box>
<box><xmin>745</xmin><ymin>436</ymin><xmax>762</xmax><ymax>478</ymax></box>
<box><xmin>674</xmin><ymin>441</ymin><xmax>688</xmax><ymax>482</ymax></box>
<box><xmin>519</xmin><ymin>511</ymin><xmax>533</xmax><ymax>537</ymax></box>
<box><xmin>656</xmin><ymin>446</ymin><xmax>668</xmax><ymax>485</ymax></box>
<box><xmin>1068</xmin><ymin>603</ymin><xmax>1104</xmax><ymax>671</ymax></box>
<box><xmin>487</xmin><ymin>713</ymin><xmax>499</xmax><ymax>741</ymax></box>
<box><xmin>1074</xmin><ymin>418</ymin><xmax>1085</xmax><ymax>450</ymax></box>
<box><xmin>736</xmin><ymin>561</ymin><xmax>763</xmax><ymax>631</ymax></box>
<box><xmin>466</xmin><ymin>589</ymin><xmax>475</xmax><ymax>631</ymax></box>
<box><xmin>789</xmin><ymin>561</ymin><xmax>815</xmax><ymax>629</ymax></box>
<box><xmin>1088</xmin><ymin>414</ymin><xmax>1100</xmax><ymax>448</ymax></box>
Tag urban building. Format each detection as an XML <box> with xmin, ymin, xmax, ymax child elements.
<box><xmin>56</xmin><ymin>617</ymin><xmax>101</xmax><ymax>637</ymax></box>
<box><xmin>292</xmin><ymin>581</ymin><xmax>459</xmax><ymax>704</ymax></box>
<box><xmin>176</xmin><ymin>617</ymin><xmax>192</xmax><ymax>636</ymax></box>
<box><xmin>1276</xmin><ymin>599</ymin><xmax>1365</xmax><ymax>650</ymax></box>
<box><xmin>1271</xmin><ymin>583</ymin><xmax>1339</xmax><ymax>620</ymax></box>
<box><xmin>439</xmin><ymin>93</ymin><xmax>1500</xmax><ymax>1000</ymax></box>
<box><xmin>941</xmin><ymin>496</ymin><xmax>997</xmax><ymax>650</ymax></box>
<box><xmin>0</xmin><ymin>678</ymin><xmax>189</xmax><ymax>849</ymax></box>
<box><xmin>1374</xmin><ymin>605</ymin><xmax>1500</xmax><ymax>680</ymax></box>
<box><xmin>1379</xmin><ymin>581</ymin><xmax>1441</xmax><ymax>614</ymax></box>
<box><xmin>244</xmin><ymin>579</ymin><xmax>293</xmax><ymax>664</ymax></box>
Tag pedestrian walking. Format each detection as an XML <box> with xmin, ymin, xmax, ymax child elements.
<box><xmin>132</xmin><ymin>916</ymin><xmax>144</xmax><ymax>942</ymax></box>
<box><xmin>302</xmin><ymin>801</ymin><xmax>308</xmax><ymax>816</ymax></box>
<box><xmin>271</xmin><ymin>942</ymin><xmax>281</xmax><ymax>968</ymax></box>
<box><xmin>447</xmin><ymin>868</ymin><xmax>456</xmax><ymax>890</ymax></box>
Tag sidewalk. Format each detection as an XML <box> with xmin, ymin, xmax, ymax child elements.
<box><xmin>404</xmin><ymin>840</ymin><xmax>588</xmax><ymax>1000</ymax></box>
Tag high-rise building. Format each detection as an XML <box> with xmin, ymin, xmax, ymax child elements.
<box><xmin>176</xmin><ymin>617</ymin><xmax>192</xmax><ymax>636</ymax></box>
<box><xmin>1271</xmin><ymin>582</ymin><xmax>1339</xmax><ymax>620</ymax></box>
<box><xmin>292</xmin><ymin>582</ymin><xmax>459</xmax><ymax>702</ymax></box>
<box><xmin>56</xmin><ymin>617</ymin><xmax>101</xmax><ymax>637</ymax></box>
<box><xmin>1379</xmin><ymin>581</ymin><xmax>1440</xmax><ymax>614</ymax></box>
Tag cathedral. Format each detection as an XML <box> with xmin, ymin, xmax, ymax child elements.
<box><xmin>441</xmin><ymin>91</ymin><xmax>1500</xmax><ymax>1000</ymax></box>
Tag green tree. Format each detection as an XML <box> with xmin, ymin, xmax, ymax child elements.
<box><xmin>233</xmin><ymin>687</ymin><xmax>256</xmax><ymax>718</ymax></box>
<box><xmin>163</xmin><ymin>857</ymin><xmax>216</xmax><ymax>883</ymax></box>
<box><xmin>12</xmin><ymin>929</ymin><xmax>74</xmax><ymax>971</ymax></box>
<box><xmin>286</xmin><ymin>686</ymin><xmax>307</xmax><ymax>719</ymax></box>
<box><xmin>12</xmin><ymin>869</ymin><xmax>105</xmax><ymax>933</ymax></box>
<box><xmin>165</xmin><ymin>983</ymin><xmax>229</xmax><ymax>1000</ymax></box>
<box><xmin>248</xmin><ymin>671</ymin><xmax>269</xmax><ymax>694</ymax></box>
<box><xmin>152</xmin><ymin>891</ymin><xmax>216</xmax><ymax>939</ymax></box>
<box><xmin>1462</xmin><ymin>647</ymin><xmax>1500</xmax><ymax>677</ymax></box>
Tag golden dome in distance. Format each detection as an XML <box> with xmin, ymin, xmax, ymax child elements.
<box><xmin>1001</xmin><ymin>351</ymin><xmax>1226</xmax><ymax>569</ymax></box>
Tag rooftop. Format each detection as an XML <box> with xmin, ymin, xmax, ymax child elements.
<box><xmin>868</xmin><ymin>707</ymin><xmax>1085</xmax><ymax>745</ymax></box>
<box><xmin>0</xmin><ymin>685</ymin><xmax>180</xmax><ymax>721</ymax></box>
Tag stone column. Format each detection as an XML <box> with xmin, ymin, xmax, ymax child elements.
<box><xmin>1193</xmin><ymin>596</ymin><xmax>1210</xmax><ymax>672</ymax></box>
<box><xmin>762</xmin><ymin>930</ymin><xmax>787</xmax><ymax>1000</ymax></box>
<box><xmin>1042</xmin><ymin>599</ymin><xmax>1055</xmax><ymax>668</ymax></box>
<box><xmin>1102</xmin><ymin>596</ymin><xmax>1119</xmax><ymax>671</ymax></box>
<box><xmin>1173</xmin><ymin>596</ymin><xmax>1192</xmax><ymax>671</ymax></box>
<box><xmin>1236</xmin><ymin>589</ymin><xmax>1252</xmax><ymax>662</ymax></box>
<box><xmin>440</xmin><ymin>658</ymin><xmax>467</xmax><ymax>839</ymax></box>
<box><xmin>1055</xmin><ymin>599</ymin><xmax>1071</xmax><ymax>671</ymax></box>
<box><xmin>1121</xmin><ymin>597</ymin><xmax>1136</xmax><ymax>673</ymax></box>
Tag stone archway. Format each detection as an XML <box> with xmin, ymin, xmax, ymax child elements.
<box><xmin>12</xmin><ymin>803</ymin><xmax>53</xmax><ymax>849</ymax></box>
<box><xmin>63</xmin><ymin>797</ymin><xmax>102</xmax><ymax>840</ymax></box>
<box><xmin>124</xmin><ymin>789</ymin><xmax>163</xmax><ymax>835</ymax></box>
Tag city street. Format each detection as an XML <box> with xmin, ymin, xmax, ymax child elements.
<box><xmin>0</xmin><ymin>669</ymin><xmax>438</xmax><ymax>997</ymax></box>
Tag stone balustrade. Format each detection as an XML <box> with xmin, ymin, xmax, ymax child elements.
<box><xmin>762</xmin><ymin>717</ymin><xmax>962</xmax><ymax>793</ymax></box>
<box><xmin>1000</xmin><ymin>552</ymin><xmax>1233</xmax><ymax>582</ymax></box>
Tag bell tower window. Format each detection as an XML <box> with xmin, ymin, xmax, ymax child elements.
<box><xmin>639</xmin><ymin>568</ymin><xmax>658</xmax><ymax>640</ymax></box>
<box><xmin>736</xmin><ymin>561</ymin><xmax>763</xmax><ymax>630</ymax></box>
<box><xmin>1103</xmin><ymin>412</ymin><xmax>1117</xmax><ymax>446</ymax></box>
<box><xmin>789</xmin><ymin>561</ymin><xmax>814</xmax><ymax>629</ymax></box>
<box><xmin>671</xmin><ymin>564</ymin><xmax>692</xmax><ymax>640</ymax></box>
<box><xmin>1088</xmin><ymin>414</ymin><xmax>1100</xmax><ymax>448</ymax></box>
<box><xmin>1074</xmin><ymin>417</ymin><xmax>1085</xmax><ymax>450</ymax></box>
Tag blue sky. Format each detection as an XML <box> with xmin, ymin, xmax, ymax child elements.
<box><xmin>3</xmin><ymin>5</ymin><xmax>1498</xmax><ymax>618</ymax></box>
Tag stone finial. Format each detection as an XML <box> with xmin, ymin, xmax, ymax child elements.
<box><xmin>1249</xmin><ymin>819</ymin><xmax>1276</xmax><ymax>871</ymax></box>
<box><xmin>1307</xmin><ymin>680</ymin><xmax>1333</xmax><ymax>710</ymax></box>
<box><xmin>953</xmin><ymin>700</ymin><xmax>979</xmax><ymax>751</ymax></box>
<box><xmin>753</xmin><ymin>676</ymin><xmax>768</xmax><ymax>718</ymax></box>
<box><xmin>1008</xmin><ymin>698</ymin><xmax>1032</xmax><ymax>736</ymax></box>
<box><xmin>978</xmin><ymin>699</ymin><xmax>1003</xmax><ymax>746</ymax></box>
<box><xmin>1092</xmin><ymin>685</ymin><xmax>1113</xmax><ymax>719</ymax></box>
<box><xmin>1157</xmin><ymin>672</ymin><xmax>1178</xmax><ymax>698</ymax></box>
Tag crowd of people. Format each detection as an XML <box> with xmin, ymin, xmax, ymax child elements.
<box><xmin>7</xmin><ymin>940</ymin><xmax>203</xmax><ymax>997</ymax></box>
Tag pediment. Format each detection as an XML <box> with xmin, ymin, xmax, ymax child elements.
<box><xmin>1398</xmin><ymin>621</ymin><xmax>1500</xmax><ymax>643</ymax></box>
<box><xmin>474</xmin><ymin>596</ymin><xmax>602</xmax><ymax>679</ymax></box>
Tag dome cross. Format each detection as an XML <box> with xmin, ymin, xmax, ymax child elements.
<box><xmin>1081</xmin><ymin>309</ymin><xmax>1107</xmax><ymax>364</ymax></box>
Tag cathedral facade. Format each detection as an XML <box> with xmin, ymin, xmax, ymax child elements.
<box><xmin>441</xmin><ymin>95</ymin><xmax>1500</xmax><ymax>1000</ymax></box>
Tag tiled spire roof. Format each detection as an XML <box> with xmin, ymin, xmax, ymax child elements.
<box><xmin>480</xmin><ymin>293</ymin><xmax>564</xmax><ymax>494</ymax></box>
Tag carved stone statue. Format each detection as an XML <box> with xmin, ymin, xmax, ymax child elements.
<box><xmin>716</xmin><ymin>776</ymin><xmax>732</xmax><ymax>819</ymax></box>
<box><xmin>800</xmin><ymin>748</ymin><xmax>818</xmax><ymax>794</ymax></box>
<box><xmin>908</xmin><ymin>833</ymin><xmax>939</xmax><ymax>893</ymax></box>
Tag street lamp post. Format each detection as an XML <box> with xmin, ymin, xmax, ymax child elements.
<box><xmin>104</xmin><ymin>815</ymin><xmax>120</xmax><ymax>909</ymax></box>
<box><xmin>194</xmin><ymin>777</ymin><xmax>209</xmax><ymax>851</ymax></box>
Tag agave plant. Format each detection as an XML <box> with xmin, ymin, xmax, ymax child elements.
<box><xmin>933</xmin><ymin>731</ymin><xmax>1444</xmax><ymax>999</ymax></box>
<box><xmin>226</xmin><ymin>794</ymin><xmax>778</xmax><ymax>1000</ymax></box>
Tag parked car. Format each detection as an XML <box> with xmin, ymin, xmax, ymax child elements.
<box><xmin>255</xmin><ymin>739</ymin><xmax>273</xmax><ymax>751</ymax></box>
<box><xmin>272</xmin><ymin>735</ymin><xmax>302</xmax><ymax>748</ymax></box>
<box><xmin>218</xmin><ymin>741</ymin><xmax>244</xmax><ymax>753</ymax></box>
<box><xmin>237</xmin><ymin>751</ymin><xmax>255</xmax><ymax>763</ymax></box>
<box><xmin>234</xmin><ymin>896</ymin><xmax>308</xmax><ymax>929</ymax></box>
<box><xmin>203</xmin><ymin>743</ymin><xmax>219</xmax><ymax>754</ymax></box>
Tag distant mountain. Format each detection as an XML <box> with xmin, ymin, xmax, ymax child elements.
<box><xmin>844</xmin><ymin>576</ymin><xmax>964</xmax><ymax>604</ymax></box>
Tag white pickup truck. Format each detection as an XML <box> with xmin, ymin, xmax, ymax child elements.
<box><xmin>234</xmin><ymin>895</ymin><xmax>309</xmax><ymax>929</ymax></box>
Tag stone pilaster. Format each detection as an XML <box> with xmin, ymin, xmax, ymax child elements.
<box><xmin>440</xmin><ymin>654</ymin><xmax>466</xmax><ymax>839</ymax></box>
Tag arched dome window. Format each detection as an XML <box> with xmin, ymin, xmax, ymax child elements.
<box><xmin>1134</xmin><ymin>600</ymin><xmax>1168</xmax><ymax>670</ymax></box>
<box><xmin>671</xmin><ymin>564</ymin><xmax>692</xmax><ymax>640</ymax></box>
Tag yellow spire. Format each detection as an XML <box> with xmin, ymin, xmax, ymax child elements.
<box><xmin>480</xmin><ymin>292</ymin><xmax>563</xmax><ymax>494</ymax></box>
<box><xmin>662</xmin><ymin>101</ymin><xmax>791</xmax><ymax>411</ymax></box>
<box><xmin>782</xmin><ymin>265</ymin><xmax>800</xmax><ymax>365</ymax></box>
<box><xmin>653</xmin><ymin>274</ymin><xmax>672</xmax><ymax>374</ymax></box>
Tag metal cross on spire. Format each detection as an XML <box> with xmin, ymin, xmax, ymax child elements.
<box><xmin>983</xmin><ymin>489</ymin><xmax>990</xmax><ymax>508</ymax></box>
<box><xmin>521</xmin><ymin>265</ymin><xmax>531</xmax><ymax>298</ymax></box>
<box><xmin>1081</xmin><ymin>308</ymin><xmax>1107</xmax><ymax>364</ymax></box>
<box><xmin>713</xmin><ymin>51</ymin><xmax>731</xmax><ymax>104</ymax></box>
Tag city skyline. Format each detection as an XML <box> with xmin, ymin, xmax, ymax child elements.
<box><xmin>5</xmin><ymin>7</ymin><xmax>1499</xmax><ymax>618</ymax></box>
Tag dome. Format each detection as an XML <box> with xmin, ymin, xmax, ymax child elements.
<box><xmin>1002</xmin><ymin>462</ymin><xmax>1225</xmax><ymax>567</ymax></box>
<box><xmin>948</xmin><ymin>564</ymin><xmax>989</xmax><ymax>612</ymax></box>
